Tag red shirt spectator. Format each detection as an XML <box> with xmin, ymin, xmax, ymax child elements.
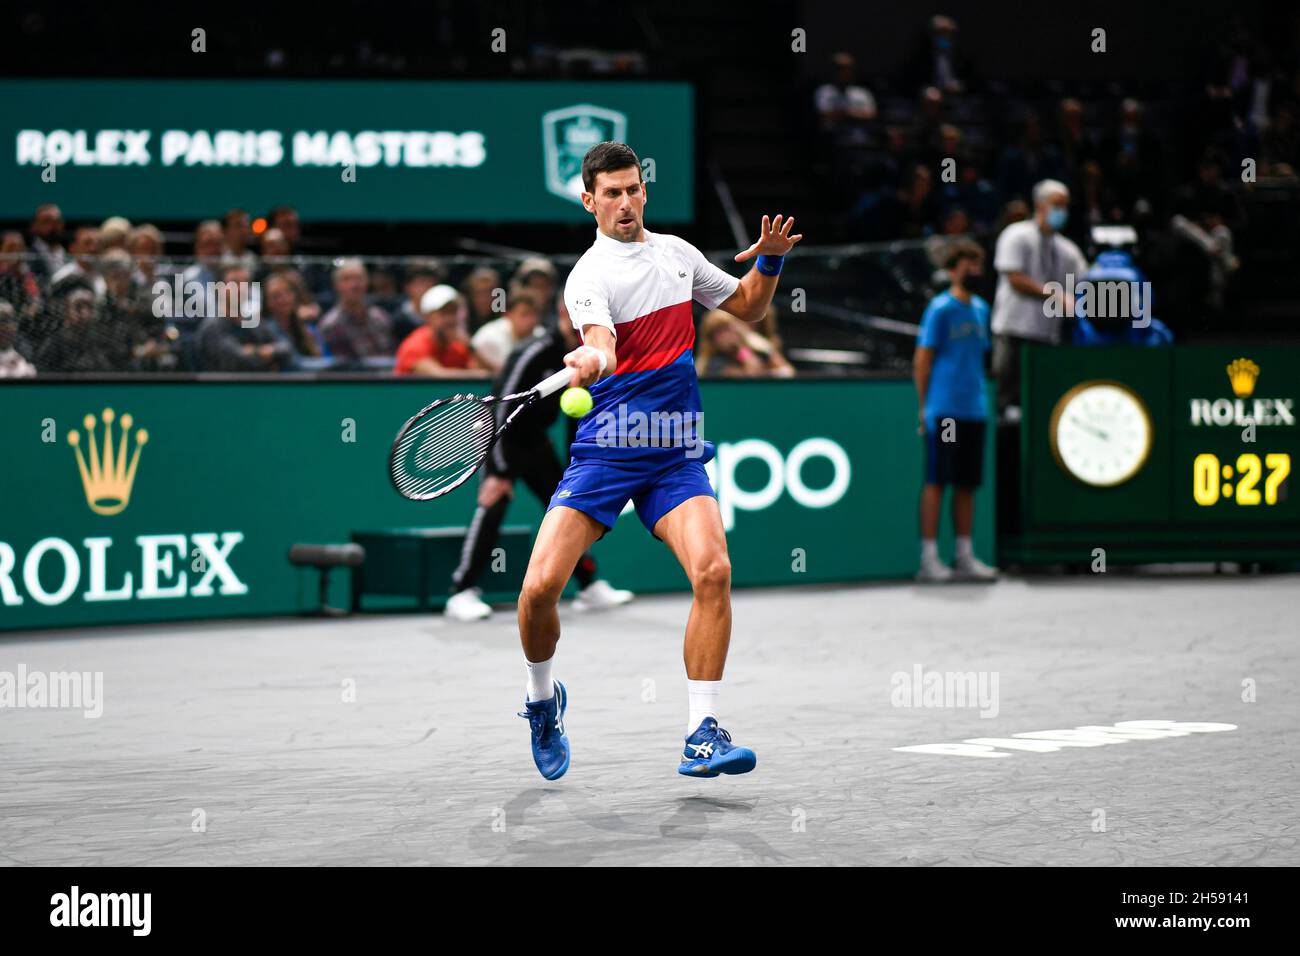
<box><xmin>394</xmin><ymin>284</ymin><xmax>483</xmax><ymax>377</ymax></box>
<box><xmin>395</xmin><ymin>326</ymin><xmax>475</xmax><ymax>375</ymax></box>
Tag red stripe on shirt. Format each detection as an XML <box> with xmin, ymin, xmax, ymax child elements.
<box><xmin>612</xmin><ymin>300</ymin><xmax>694</xmax><ymax>375</ymax></box>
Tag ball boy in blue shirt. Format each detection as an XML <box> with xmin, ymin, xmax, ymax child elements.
<box><xmin>912</xmin><ymin>238</ymin><xmax>999</xmax><ymax>582</ymax></box>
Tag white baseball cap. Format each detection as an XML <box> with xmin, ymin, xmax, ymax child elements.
<box><xmin>420</xmin><ymin>284</ymin><xmax>461</xmax><ymax>313</ymax></box>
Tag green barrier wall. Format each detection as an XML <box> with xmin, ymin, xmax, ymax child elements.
<box><xmin>0</xmin><ymin>379</ymin><xmax>994</xmax><ymax>631</ymax></box>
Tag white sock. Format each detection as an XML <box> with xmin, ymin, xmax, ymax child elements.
<box><xmin>955</xmin><ymin>536</ymin><xmax>974</xmax><ymax>560</ymax></box>
<box><xmin>921</xmin><ymin>539</ymin><xmax>939</xmax><ymax>562</ymax></box>
<box><xmin>525</xmin><ymin>656</ymin><xmax>554</xmax><ymax>702</ymax></box>
<box><xmin>687</xmin><ymin>679</ymin><xmax>721</xmax><ymax>735</ymax></box>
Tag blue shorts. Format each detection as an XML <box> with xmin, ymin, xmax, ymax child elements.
<box><xmin>546</xmin><ymin>455</ymin><xmax>717</xmax><ymax>539</ymax></box>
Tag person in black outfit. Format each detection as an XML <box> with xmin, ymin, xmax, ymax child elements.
<box><xmin>444</xmin><ymin>314</ymin><xmax>633</xmax><ymax>621</ymax></box>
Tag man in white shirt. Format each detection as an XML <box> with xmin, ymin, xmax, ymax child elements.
<box><xmin>470</xmin><ymin>292</ymin><xmax>544</xmax><ymax>372</ymax></box>
<box><xmin>815</xmin><ymin>52</ymin><xmax>878</xmax><ymax>148</ymax></box>
<box><xmin>990</xmin><ymin>179</ymin><xmax>1088</xmax><ymax>413</ymax></box>
<box><xmin>514</xmin><ymin>141</ymin><xmax>802</xmax><ymax>782</ymax></box>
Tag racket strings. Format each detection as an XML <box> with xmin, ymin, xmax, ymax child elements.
<box><xmin>392</xmin><ymin>398</ymin><xmax>498</xmax><ymax>499</ymax></box>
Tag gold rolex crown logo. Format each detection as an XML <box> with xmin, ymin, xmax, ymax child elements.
<box><xmin>67</xmin><ymin>408</ymin><xmax>148</xmax><ymax>515</ymax></box>
<box><xmin>1226</xmin><ymin>358</ymin><xmax>1260</xmax><ymax>399</ymax></box>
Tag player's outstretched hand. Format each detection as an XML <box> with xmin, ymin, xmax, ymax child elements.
<box><xmin>734</xmin><ymin>214</ymin><xmax>804</xmax><ymax>262</ymax></box>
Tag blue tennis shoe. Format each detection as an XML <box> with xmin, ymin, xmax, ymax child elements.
<box><xmin>519</xmin><ymin>680</ymin><xmax>570</xmax><ymax>780</ymax></box>
<box><xmin>677</xmin><ymin>717</ymin><xmax>756</xmax><ymax>777</ymax></box>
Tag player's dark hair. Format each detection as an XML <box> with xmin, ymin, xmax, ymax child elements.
<box><xmin>581</xmin><ymin>142</ymin><xmax>641</xmax><ymax>193</ymax></box>
<box><xmin>944</xmin><ymin>238</ymin><xmax>985</xmax><ymax>270</ymax></box>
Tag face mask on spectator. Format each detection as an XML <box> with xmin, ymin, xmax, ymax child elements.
<box><xmin>1046</xmin><ymin>208</ymin><xmax>1069</xmax><ymax>230</ymax></box>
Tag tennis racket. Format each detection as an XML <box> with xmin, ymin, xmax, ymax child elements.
<box><xmin>389</xmin><ymin>367</ymin><xmax>575</xmax><ymax>501</ymax></box>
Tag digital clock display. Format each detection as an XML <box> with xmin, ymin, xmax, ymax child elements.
<box><xmin>1192</xmin><ymin>453</ymin><xmax>1291</xmax><ymax>506</ymax></box>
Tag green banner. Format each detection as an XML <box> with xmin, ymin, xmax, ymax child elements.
<box><xmin>0</xmin><ymin>80</ymin><xmax>693</xmax><ymax>222</ymax></box>
<box><xmin>0</xmin><ymin>379</ymin><xmax>994</xmax><ymax>632</ymax></box>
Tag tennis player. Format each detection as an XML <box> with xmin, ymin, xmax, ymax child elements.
<box><xmin>516</xmin><ymin>141</ymin><xmax>802</xmax><ymax>779</ymax></box>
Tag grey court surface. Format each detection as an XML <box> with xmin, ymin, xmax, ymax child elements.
<box><xmin>2</xmin><ymin>573</ymin><xmax>1297</xmax><ymax>866</ymax></box>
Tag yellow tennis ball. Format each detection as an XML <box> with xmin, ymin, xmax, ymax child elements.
<box><xmin>559</xmin><ymin>387</ymin><xmax>593</xmax><ymax>418</ymax></box>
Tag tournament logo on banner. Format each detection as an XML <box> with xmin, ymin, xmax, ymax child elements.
<box><xmin>542</xmin><ymin>104</ymin><xmax>627</xmax><ymax>204</ymax></box>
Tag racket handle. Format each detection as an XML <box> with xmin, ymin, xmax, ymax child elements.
<box><xmin>535</xmin><ymin>367</ymin><xmax>575</xmax><ymax>398</ymax></box>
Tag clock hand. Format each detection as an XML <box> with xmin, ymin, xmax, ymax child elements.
<box><xmin>1069</xmin><ymin>416</ymin><xmax>1109</xmax><ymax>441</ymax></box>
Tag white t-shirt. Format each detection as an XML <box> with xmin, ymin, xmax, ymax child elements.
<box><xmin>815</xmin><ymin>84</ymin><xmax>876</xmax><ymax>147</ymax></box>
<box><xmin>471</xmin><ymin>317</ymin><xmax>543</xmax><ymax>370</ymax></box>
<box><xmin>564</xmin><ymin>228</ymin><xmax>739</xmax><ymax>353</ymax></box>
<box><xmin>815</xmin><ymin>83</ymin><xmax>877</xmax><ymax>120</ymax></box>
<box><xmin>562</xmin><ymin>228</ymin><xmax>740</xmax><ymax>461</ymax></box>
<box><xmin>0</xmin><ymin>348</ymin><xmax>36</xmax><ymax>379</ymax></box>
<box><xmin>990</xmin><ymin>219</ymin><xmax>1087</xmax><ymax>343</ymax></box>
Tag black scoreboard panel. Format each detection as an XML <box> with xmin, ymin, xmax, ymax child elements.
<box><xmin>1005</xmin><ymin>346</ymin><xmax>1300</xmax><ymax>564</ymax></box>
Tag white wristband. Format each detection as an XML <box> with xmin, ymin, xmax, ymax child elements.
<box><xmin>578</xmin><ymin>344</ymin><xmax>608</xmax><ymax>375</ymax></box>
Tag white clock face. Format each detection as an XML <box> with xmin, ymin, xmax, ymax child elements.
<box><xmin>1051</xmin><ymin>383</ymin><xmax>1152</xmax><ymax>487</ymax></box>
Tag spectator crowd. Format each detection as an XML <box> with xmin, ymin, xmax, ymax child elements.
<box><xmin>0</xmin><ymin>203</ymin><xmax>795</xmax><ymax>380</ymax></box>
<box><xmin>813</xmin><ymin>15</ymin><xmax>1300</xmax><ymax>325</ymax></box>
